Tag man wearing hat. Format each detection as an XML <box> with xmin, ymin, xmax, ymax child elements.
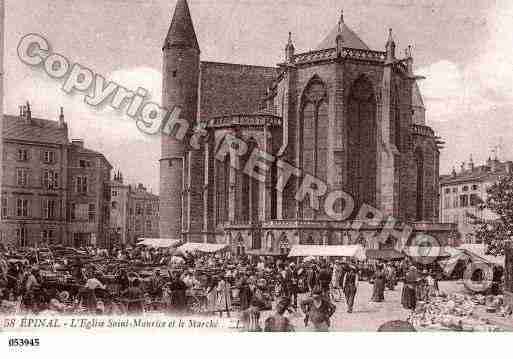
<box><xmin>264</xmin><ymin>297</ymin><xmax>294</xmax><ymax>332</ymax></box>
<box><xmin>300</xmin><ymin>289</ymin><xmax>336</xmax><ymax>331</ymax></box>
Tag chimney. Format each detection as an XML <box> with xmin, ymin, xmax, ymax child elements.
<box><xmin>71</xmin><ymin>139</ymin><xmax>84</xmax><ymax>148</ymax></box>
<box><xmin>19</xmin><ymin>102</ymin><xmax>32</xmax><ymax>124</ymax></box>
<box><xmin>451</xmin><ymin>167</ymin><xmax>457</xmax><ymax>177</ymax></box>
<box><xmin>469</xmin><ymin>155</ymin><xmax>474</xmax><ymax>171</ymax></box>
<box><xmin>59</xmin><ymin>107</ymin><xmax>65</xmax><ymax>128</ymax></box>
<box><xmin>460</xmin><ymin>161</ymin><xmax>466</xmax><ymax>172</ymax></box>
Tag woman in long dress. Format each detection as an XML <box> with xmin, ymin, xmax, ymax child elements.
<box><xmin>215</xmin><ymin>276</ymin><xmax>232</xmax><ymax>316</ymax></box>
<box><xmin>371</xmin><ymin>264</ymin><xmax>385</xmax><ymax>302</ymax></box>
<box><xmin>330</xmin><ymin>261</ymin><xmax>345</xmax><ymax>301</ymax></box>
<box><xmin>343</xmin><ymin>266</ymin><xmax>358</xmax><ymax>313</ymax></box>
<box><xmin>205</xmin><ymin>275</ymin><xmax>218</xmax><ymax>314</ymax></box>
<box><xmin>401</xmin><ymin>266</ymin><xmax>418</xmax><ymax>310</ymax></box>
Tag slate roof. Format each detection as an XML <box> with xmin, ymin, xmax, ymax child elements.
<box><xmin>316</xmin><ymin>22</ymin><xmax>370</xmax><ymax>51</ymax></box>
<box><xmin>3</xmin><ymin>115</ymin><xmax>68</xmax><ymax>145</ymax></box>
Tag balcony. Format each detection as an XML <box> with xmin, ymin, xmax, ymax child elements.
<box><xmin>207</xmin><ymin>113</ymin><xmax>282</xmax><ymax>129</ymax></box>
<box><xmin>411</xmin><ymin>124</ymin><xmax>435</xmax><ymax>138</ymax></box>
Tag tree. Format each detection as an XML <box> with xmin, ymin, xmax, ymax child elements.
<box><xmin>471</xmin><ymin>174</ymin><xmax>513</xmax><ymax>256</ymax></box>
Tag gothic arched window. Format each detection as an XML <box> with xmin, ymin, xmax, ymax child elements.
<box><xmin>347</xmin><ymin>76</ymin><xmax>377</xmax><ymax>209</ymax></box>
<box><xmin>300</xmin><ymin>77</ymin><xmax>328</xmax><ymax>219</ymax></box>
<box><xmin>393</xmin><ymin>86</ymin><xmax>401</xmax><ymax>150</ymax></box>
<box><xmin>240</xmin><ymin>139</ymin><xmax>260</xmax><ymax>224</ymax></box>
<box><xmin>415</xmin><ymin>147</ymin><xmax>424</xmax><ymax>221</ymax></box>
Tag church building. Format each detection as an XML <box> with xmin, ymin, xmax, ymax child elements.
<box><xmin>159</xmin><ymin>0</ymin><xmax>457</xmax><ymax>253</ymax></box>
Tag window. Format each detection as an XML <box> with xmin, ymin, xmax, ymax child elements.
<box><xmin>1</xmin><ymin>197</ymin><xmax>7</xmax><ymax>218</ymax></box>
<box><xmin>16</xmin><ymin>227</ymin><xmax>28</xmax><ymax>247</ymax></box>
<box><xmin>71</xmin><ymin>203</ymin><xmax>88</xmax><ymax>221</ymax></box>
<box><xmin>16</xmin><ymin>199</ymin><xmax>29</xmax><ymax>217</ymax></box>
<box><xmin>82</xmin><ymin>159</ymin><xmax>93</xmax><ymax>168</ymax></box>
<box><xmin>453</xmin><ymin>196</ymin><xmax>459</xmax><ymax>208</ymax></box>
<box><xmin>42</xmin><ymin>229</ymin><xmax>55</xmax><ymax>244</ymax></box>
<box><xmin>443</xmin><ymin>196</ymin><xmax>451</xmax><ymax>209</ymax></box>
<box><xmin>43</xmin><ymin>170</ymin><xmax>59</xmax><ymax>190</ymax></box>
<box><xmin>129</xmin><ymin>207</ymin><xmax>133</xmax><ymax>215</ymax></box>
<box><xmin>135</xmin><ymin>203</ymin><xmax>142</xmax><ymax>215</ymax></box>
<box><xmin>146</xmin><ymin>204</ymin><xmax>152</xmax><ymax>215</ymax></box>
<box><xmin>463</xmin><ymin>186</ymin><xmax>469</xmax><ymax>192</ymax></box>
<box><xmin>88</xmin><ymin>204</ymin><xmax>96</xmax><ymax>222</ymax></box>
<box><xmin>16</xmin><ymin>168</ymin><xmax>29</xmax><ymax>186</ymax></box>
<box><xmin>460</xmin><ymin>194</ymin><xmax>469</xmax><ymax>207</ymax></box>
<box><xmin>18</xmin><ymin>149</ymin><xmax>29</xmax><ymax>161</ymax></box>
<box><xmin>452</xmin><ymin>188</ymin><xmax>458</xmax><ymax>193</ymax></box>
<box><xmin>112</xmin><ymin>190</ymin><xmax>118</xmax><ymax>197</ymax></box>
<box><xmin>135</xmin><ymin>219</ymin><xmax>141</xmax><ymax>231</ymax></box>
<box><xmin>42</xmin><ymin>199</ymin><xmax>57</xmax><ymax>219</ymax></box>
<box><xmin>70</xmin><ymin>203</ymin><xmax>76</xmax><ymax>221</ymax></box>
<box><xmin>43</xmin><ymin>150</ymin><xmax>55</xmax><ymax>164</ymax></box>
<box><xmin>444</xmin><ymin>188</ymin><xmax>450</xmax><ymax>194</ymax></box>
<box><xmin>76</xmin><ymin>176</ymin><xmax>88</xmax><ymax>194</ymax></box>
<box><xmin>470</xmin><ymin>193</ymin><xmax>481</xmax><ymax>207</ymax></box>
<box><xmin>146</xmin><ymin>220</ymin><xmax>152</xmax><ymax>232</ymax></box>
<box><xmin>472</xmin><ymin>184</ymin><xmax>479</xmax><ymax>191</ymax></box>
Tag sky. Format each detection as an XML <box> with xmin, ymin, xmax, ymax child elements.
<box><xmin>3</xmin><ymin>0</ymin><xmax>512</xmax><ymax>193</ymax></box>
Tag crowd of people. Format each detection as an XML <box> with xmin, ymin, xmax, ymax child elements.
<box><xmin>0</xmin><ymin>244</ymin><xmax>447</xmax><ymax>332</ymax></box>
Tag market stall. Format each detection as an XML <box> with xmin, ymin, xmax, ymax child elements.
<box><xmin>137</xmin><ymin>238</ymin><xmax>182</xmax><ymax>249</ymax></box>
<box><xmin>409</xmin><ymin>293</ymin><xmax>508</xmax><ymax>332</ymax></box>
<box><xmin>178</xmin><ymin>242</ymin><xmax>229</xmax><ymax>254</ymax></box>
<box><xmin>365</xmin><ymin>249</ymin><xmax>405</xmax><ymax>261</ymax></box>
<box><xmin>288</xmin><ymin>244</ymin><xmax>365</xmax><ymax>260</ymax></box>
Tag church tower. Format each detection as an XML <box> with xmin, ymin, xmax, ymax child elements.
<box><xmin>159</xmin><ymin>0</ymin><xmax>200</xmax><ymax>239</ymax></box>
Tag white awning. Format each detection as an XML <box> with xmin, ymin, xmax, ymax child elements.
<box><xmin>288</xmin><ymin>245</ymin><xmax>365</xmax><ymax>259</ymax></box>
<box><xmin>179</xmin><ymin>242</ymin><xmax>229</xmax><ymax>253</ymax></box>
<box><xmin>458</xmin><ymin>244</ymin><xmax>504</xmax><ymax>266</ymax></box>
<box><xmin>137</xmin><ymin>238</ymin><xmax>181</xmax><ymax>248</ymax></box>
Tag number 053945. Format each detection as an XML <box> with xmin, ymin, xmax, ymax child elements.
<box><xmin>8</xmin><ymin>338</ymin><xmax>40</xmax><ymax>347</ymax></box>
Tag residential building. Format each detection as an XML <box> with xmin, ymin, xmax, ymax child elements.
<box><xmin>1</xmin><ymin>104</ymin><xmax>112</xmax><ymax>248</ymax></box>
<box><xmin>440</xmin><ymin>157</ymin><xmax>512</xmax><ymax>244</ymax></box>
<box><xmin>110</xmin><ymin>172</ymin><xmax>159</xmax><ymax>246</ymax></box>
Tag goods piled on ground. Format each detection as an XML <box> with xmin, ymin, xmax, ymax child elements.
<box><xmin>410</xmin><ymin>293</ymin><xmax>506</xmax><ymax>332</ymax></box>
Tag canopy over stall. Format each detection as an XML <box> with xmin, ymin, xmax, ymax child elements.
<box><xmin>365</xmin><ymin>249</ymin><xmax>405</xmax><ymax>261</ymax></box>
<box><xmin>458</xmin><ymin>244</ymin><xmax>504</xmax><ymax>267</ymax></box>
<box><xmin>288</xmin><ymin>245</ymin><xmax>365</xmax><ymax>260</ymax></box>
<box><xmin>439</xmin><ymin>244</ymin><xmax>504</xmax><ymax>281</ymax></box>
<box><xmin>137</xmin><ymin>238</ymin><xmax>181</xmax><ymax>248</ymax></box>
<box><xmin>245</xmin><ymin>249</ymin><xmax>285</xmax><ymax>257</ymax></box>
<box><xmin>179</xmin><ymin>242</ymin><xmax>229</xmax><ymax>253</ymax></box>
<box><xmin>403</xmin><ymin>246</ymin><xmax>451</xmax><ymax>260</ymax></box>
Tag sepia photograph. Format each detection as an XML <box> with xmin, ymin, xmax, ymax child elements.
<box><xmin>0</xmin><ymin>0</ymin><xmax>513</xmax><ymax>354</ymax></box>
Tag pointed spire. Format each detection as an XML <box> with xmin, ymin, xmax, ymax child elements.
<box><xmin>336</xmin><ymin>10</ymin><xmax>345</xmax><ymax>55</ymax></box>
<box><xmin>406</xmin><ymin>45</ymin><xmax>414</xmax><ymax>76</ymax></box>
<box><xmin>285</xmin><ymin>32</ymin><xmax>295</xmax><ymax>63</ymax></box>
<box><xmin>163</xmin><ymin>0</ymin><xmax>199</xmax><ymax>51</ymax></box>
<box><xmin>385</xmin><ymin>28</ymin><xmax>396</xmax><ymax>62</ymax></box>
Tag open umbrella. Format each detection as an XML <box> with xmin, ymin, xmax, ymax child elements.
<box><xmin>303</xmin><ymin>256</ymin><xmax>315</xmax><ymax>263</ymax></box>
